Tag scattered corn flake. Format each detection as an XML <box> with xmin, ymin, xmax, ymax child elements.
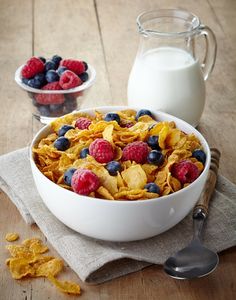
<box><xmin>48</xmin><ymin>274</ymin><xmax>81</xmax><ymax>295</ymax></box>
<box><xmin>5</xmin><ymin>233</ymin><xmax>19</xmax><ymax>242</ymax></box>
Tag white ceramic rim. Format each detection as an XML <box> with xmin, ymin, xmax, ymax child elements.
<box><xmin>15</xmin><ymin>63</ymin><xmax>96</xmax><ymax>94</ymax></box>
<box><xmin>30</xmin><ymin>105</ymin><xmax>211</xmax><ymax>205</ymax></box>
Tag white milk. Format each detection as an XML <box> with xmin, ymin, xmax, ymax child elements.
<box><xmin>127</xmin><ymin>47</ymin><xmax>205</xmax><ymax>126</ymax></box>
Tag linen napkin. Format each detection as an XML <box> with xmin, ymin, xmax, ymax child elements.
<box><xmin>0</xmin><ymin>148</ymin><xmax>235</xmax><ymax>284</ymax></box>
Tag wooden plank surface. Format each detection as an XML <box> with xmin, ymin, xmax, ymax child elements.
<box><xmin>0</xmin><ymin>0</ymin><xmax>236</xmax><ymax>299</ymax></box>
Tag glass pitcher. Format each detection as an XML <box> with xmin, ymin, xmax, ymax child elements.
<box><xmin>127</xmin><ymin>9</ymin><xmax>217</xmax><ymax>126</ymax></box>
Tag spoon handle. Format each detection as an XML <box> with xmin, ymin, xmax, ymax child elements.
<box><xmin>193</xmin><ymin>148</ymin><xmax>221</xmax><ymax>219</ymax></box>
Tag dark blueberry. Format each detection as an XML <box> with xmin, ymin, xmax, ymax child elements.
<box><xmin>45</xmin><ymin>60</ymin><xmax>57</xmax><ymax>72</ymax></box>
<box><xmin>34</xmin><ymin>73</ymin><xmax>46</xmax><ymax>85</ymax></box>
<box><xmin>38</xmin><ymin>56</ymin><xmax>46</xmax><ymax>63</ymax></box>
<box><xmin>51</xmin><ymin>55</ymin><xmax>62</xmax><ymax>67</ymax></box>
<box><xmin>136</xmin><ymin>109</ymin><xmax>153</xmax><ymax>121</ymax></box>
<box><xmin>49</xmin><ymin>103</ymin><xmax>64</xmax><ymax>114</ymax></box>
<box><xmin>80</xmin><ymin>148</ymin><xmax>90</xmax><ymax>158</ymax></box>
<box><xmin>83</xmin><ymin>61</ymin><xmax>88</xmax><ymax>71</ymax></box>
<box><xmin>37</xmin><ymin>105</ymin><xmax>51</xmax><ymax>116</ymax></box>
<box><xmin>58</xmin><ymin>124</ymin><xmax>75</xmax><ymax>137</ymax></box>
<box><xmin>79</xmin><ymin>72</ymin><xmax>89</xmax><ymax>82</ymax></box>
<box><xmin>147</xmin><ymin>150</ymin><xmax>164</xmax><ymax>166</ymax></box>
<box><xmin>192</xmin><ymin>149</ymin><xmax>206</xmax><ymax>164</ymax></box>
<box><xmin>63</xmin><ymin>168</ymin><xmax>77</xmax><ymax>186</ymax></box>
<box><xmin>54</xmin><ymin>137</ymin><xmax>70</xmax><ymax>151</ymax></box>
<box><xmin>27</xmin><ymin>78</ymin><xmax>42</xmax><ymax>89</ymax></box>
<box><xmin>64</xmin><ymin>97</ymin><xmax>77</xmax><ymax>113</ymax></box>
<box><xmin>22</xmin><ymin>78</ymin><xmax>29</xmax><ymax>85</ymax></box>
<box><xmin>57</xmin><ymin>66</ymin><xmax>68</xmax><ymax>76</ymax></box>
<box><xmin>144</xmin><ymin>182</ymin><xmax>160</xmax><ymax>194</ymax></box>
<box><xmin>46</xmin><ymin>70</ymin><xmax>59</xmax><ymax>83</ymax></box>
<box><xmin>147</xmin><ymin>135</ymin><xmax>160</xmax><ymax>150</ymax></box>
<box><xmin>104</xmin><ymin>113</ymin><xmax>120</xmax><ymax>124</ymax></box>
<box><xmin>105</xmin><ymin>161</ymin><xmax>121</xmax><ymax>176</ymax></box>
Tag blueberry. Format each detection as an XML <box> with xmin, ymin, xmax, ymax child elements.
<box><xmin>54</xmin><ymin>137</ymin><xmax>70</xmax><ymax>151</ymax></box>
<box><xmin>80</xmin><ymin>148</ymin><xmax>90</xmax><ymax>158</ymax></box>
<box><xmin>58</xmin><ymin>125</ymin><xmax>75</xmax><ymax>137</ymax></box>
<box><xmin>45</xmin><ymin>60</ymin><xmax>57</xmax><ymax>71</ymax></box>
<box><xmin>144</xmin><ymin>182</ymin><xmax>160</xmax><ymax>194</ymax></box>
<box><xmin>147</xmin><ymin>135</ymin><xmax>160</xmax><ymax>150</ymax></box>
<box><xmin>192</xmin><ymin>149</ymin><xmax>206</xmax><ymax>164</ymax></box>
<box><xmin>83</xmin><ymin>61</ymin><xmax>88</xmax><ymax>71</ymax></box>
<box><xmin>63</xmin><ymin>168</ymin><xmax>77</xmax><ymax>186</ymax></box>
<box><xmin>38</xmin><ymin>56</ymin><xmax>46</xmax><ymax>63</ymax></box>
<box><xmin>49</xmin><ymin>103</ymin><xmax>64</xmax><ymax>115</ymax></box>
<box><xmin>105</xmin><ymin>161</ymin><xmax>121</xmax><ymax>176</ymax></box>
<box><xmin>37</xmin><ymin>105</ymin><xmax>51</xmax><ymax>116</ymax></box>
<box><xmin>64</xmin><ymin>97</ymin><xmax>77</xmax><ymax>113</ymax></box>
<box><xmin>51</xmin><ymin>55</ymin><xmax>62</xmax><ymax>67</ymax></box>
<box><xmin>27</xmin><ymin>78</ymin><xmax>42</xmax><ymax>89</ymax></box>
<box><xmin>147</xmin><ymin>150</ymin><xmax>164</xmax><ymax>165</ymax></box>
<box><xmin>57</xmin><ymin>66</ymin><xmax>68</xmax><ymax>76</ymax></box>
<box><xmin>79</xmin><ymin>72</ymin><xmax>89</xmax><ymax>82</ymax></box>
<box><xmin>45</xmin><ymin>70</ymin><xmax>59</xmax><ymax>83</ymax></box>
<box><xmin>22</xmin><ymin>78</ymin><xmax>29</xmax><ymax>85</ymax></box>
<box><xmin>34</xmin><ymin>73</ymin><xmax>46</xmax><ymax>85</ymax></box>
<box><xmin>136</xmin><ymin>109</ymin><xmax>153</xmax><ymax>121</ymax></box>
<box><xmin>104</xmin><ymin>113</ymin><xmax>120</xmax><ymax>124</ymax></box>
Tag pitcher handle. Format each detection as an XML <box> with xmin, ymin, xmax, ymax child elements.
<box><xmin>198</xmin><ymin>25</ymin><xmax>217</xmax><ymax>81</ymax></box>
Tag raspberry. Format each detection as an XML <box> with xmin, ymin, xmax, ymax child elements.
<box><xmin>21</xmin><ymin>57</ymin><xmax>45</xmax><ymax>79</ymax></box>
<box><xmin>59</xmin><ymin>70</ymin><xmax>82</xmax><ymax>90</ymax></box>
<box><xmin>71</xmin><ymin>169</ymin><xmax>100</xmax><ymax>195</ymax></box>
<box><xmin>122</xmin><ymin>141</ymin><xmax>149</xmax><ymax>164</ymax></box>
<box><xmin>89</xmin><ymin>139</ymin><xmax>114</xmax><ymax>163</ymax></box>
<box><xmin>35</xmin><ymin>82</ymin><xmax>65</xmax><ymax>105</ymax></box>
<box><xmin>171</xmin><ymin>160</ymin><xmax>200</xmax><ymax>184</ymax></box>
<box><xmin>75</xmin><ymin>117</ymin><xmax>91</xmax><ymax>130</ymax></box>
<box><xmin>60</xmin><ymin>59</ymin><xmax>85</xmax><ymax>75</ymax></box>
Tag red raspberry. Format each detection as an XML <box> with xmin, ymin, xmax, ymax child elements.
<box><xmin>35</xmin><ymin>82</ymin><xmax>65</xmax><ymax>105</ymax></box>
<box><xmin>171</xmin><ymin>160</ymin><xmax>200</xmax><ymax>184</ymax></box>
<box><xmin>60</xmin><ymin>59</ymin><xmax>85</xmax><ymax>75</ymax></box>
<box><xmin>122</xmin><ymin>141</ymin><xmax>149</xmax><ymax>164</ymax></box>
<box><xmin>21</xmin><ymin>57</ymin><xmax>44</xmax><ymax>79</ymax></box>
<box><xmin>59</xmin><ymin>70</ymin><xmax>82</xmax><ymax>90</ymax></box>
<box><xmin>75</xmin><ymin>117</ymin><xmax>91</xmax><ymax>130</ymax></box>
<box><xmin>71</xmin><ymin>169</ymin><xmax>100</xmax><ymax>195</ymax></box>
<box><xmin>89</xmin><ymin>138</ymin><xmax>114</xmax><ymax>163</ymax></box>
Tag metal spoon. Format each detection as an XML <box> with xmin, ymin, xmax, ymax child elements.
<box><xmin>164</xmin><ymin>148</ymin><xmax>221</xmax><ymax>279</ymax></box>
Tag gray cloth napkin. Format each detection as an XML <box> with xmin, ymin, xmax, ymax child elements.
<box><xmin>0</xmin><ymin>148</ymin><xmax>236</xmax><ymax>284</ymax></box>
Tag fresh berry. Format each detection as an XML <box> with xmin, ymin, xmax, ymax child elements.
<box><xmin>89</xmin><ymin>138</ymin><xmax>114</xmax><ymax>163</ymax></box>
<box><xmin>38</xmin><ymin>56</ymin><xmax>46</xmax><ymax>63</ymax></box>
<box><xmin>192</xmin><ymin>149</ymin><xmax>206</xmax><ymax>165</ymax></box>
<box><xmin>75</xmin><ymin>117</ymin><xmax>91</xmax><ymax>130</ymax></box>
<box><xmin>57</xmin><ymin>66</ymin><xmax>68</xmax><ymax>76</ymax></box>
<box><xmin>121</xmin><ymin>122</ymin><xmax>134</xmax><ymax>128</ymax></box>
<box><xmin>49</xmin><ymin>103</ymin><xmax>64</xmax><ymax>114</ymax></box>
<box><xmin>54</xmin><ymin>137</ymin><xmax>70</xmax><ymax>151</ymax></box>
<box><xmin>60</xmin><ymin>59</ymin><xmax>85</xmax><ymax>75</ymax></box>
<box><xmin>105</xmin><ymin>161</ymin><xmax>121</xmax><ymax>176</ymax></box>
<box><xmin>80</xmin><ymin>148</ymin><xmax>89</xmax><ymax>158</ymax></box>
<box><xmin>34</xmin><ymin>73</ymin><xmax>46</xmax><ymax>85</ymax></box>
<box><xmin>104</xmin><ymin>113</ymin><xmax>120</xmax><ymax>124</ymax></box>
<box><xmin>144</xmin><ymin>182</ymin><xmax>160</xmax><ymax>194</ymax></box>
<box><xmin>21</xmin><ymin>57</ymin><xmax>45</xmax><ymax>79</ymax></box>
<box><xmin>147</xmin><ymin>135</ymin><xmax>161</xmax><ymax>150</ymax></box>
<box><xmin>59</xmin><ymin>70</ymin><xmax>82</xmax><ymax>89</ymax></box>
<box><xmin>171</xmin><ymin>160</ymin><xmax>200</xmax><ymax>184</ymax></box>
<box><xmin>63</xmin><ymin>168</ymin><xmax>77</xmax><ymax>186</ymax></box>
<box><xmin>22</xmin><ymin>78</ymin><xmax>29</xmax><ymax>85</ymax></box>
<box><xmin>64</xmin><ymin>97</ymin><xmax>77</xmax><ymax>112</ymax></box>
<box><xmin>79</xmin><ymin>72</ymin><xmax>89</xmax><ymax>82</ymax></box>
<box><xmin>35</xmin><ymin>82</ymin><xmax>64</xmax><ymax>105</ymax></box>
<box><xmin>37</xmin><ymin>105</ymin><xmax>50</xmax><ymax>116</ymax></box>
<box><xmin>27</xmin><ymin>78</ymin><xmax>42</xmax><ymax>89</ymax></box>
<box><xmin>51</xmin><ymin>55</ymin><xmax>62</xmax><ymax>67</ymax></box>
<box><xmin>46</xmin><ymin>70</ymin><xmax>59</xmax><ymax>83</ymax></box>
<box><xmin>147</xmin><ymin>150</ymin><xmax>164</xmax><ymax>165</ymax></box>
<box><xmin>135</xmin><ymin>109</ymin><xmax>153</xmax><ymax>121</ymax></box>
<box><xmin>122</xmin><ymin>141</ymin><xmax>149</xmax><ymax>164</ymax></box>
<box><xmin>83</xmin><ymin>61</ymin><xmax>88</xmax><ymax>71</ymax></box>
<box><xmin>45</xmin><ymin>60</ymin><xmax>57</xmax><ymax>71</ymax></box>
<box><xmin>71</xmin><ymin>169</ymin><xmax>100</xmax><ymax>195</ymax></box>
<box><xmin>58</xmin><ymin>125</ymin><xmax>74</xmax><ymax>136</ymax></box>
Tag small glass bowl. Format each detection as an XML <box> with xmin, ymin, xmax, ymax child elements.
<box><xmin>15</xmin><ymin>64</ymin><xmax>96</xmax><ymax>124</ymax></box>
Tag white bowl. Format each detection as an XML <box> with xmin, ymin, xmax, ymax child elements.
<box><xmin>30</xmin><ymin>106</ymin><xmax>210</xmax><ymax>242</ymax></box>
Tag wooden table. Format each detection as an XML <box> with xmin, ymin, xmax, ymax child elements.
<box><xmin>0</xmin><ymin>0</ymin><xmax>235</xmax><ymax>299</ymax></box>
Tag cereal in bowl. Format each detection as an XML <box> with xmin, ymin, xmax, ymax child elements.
<box><xmin>32</xmin><ymin>109</ymin><xmax>206</xmax><ymax>200</ymax></box>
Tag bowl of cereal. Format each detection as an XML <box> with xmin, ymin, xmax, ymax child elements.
<box><xmin>15</xmin><ymin>55</ymin><xmax>96</xmax><ymax>124</ymax></box>
<box><xmin>30</xmin><ymin>106</ymin><xmax>210</xmax><ymax>242</ymax></box>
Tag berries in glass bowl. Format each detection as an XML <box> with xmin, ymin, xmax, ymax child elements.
<box><xmin>15</xmin><ymin>55</ymin><xmax>96</xmax><ymax>124</ymax></box>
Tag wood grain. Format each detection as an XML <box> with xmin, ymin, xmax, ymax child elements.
<box><xmin>0</xmin><ymin>0</ymin><xmax>236</xmax><ymax>299</ymax></box>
